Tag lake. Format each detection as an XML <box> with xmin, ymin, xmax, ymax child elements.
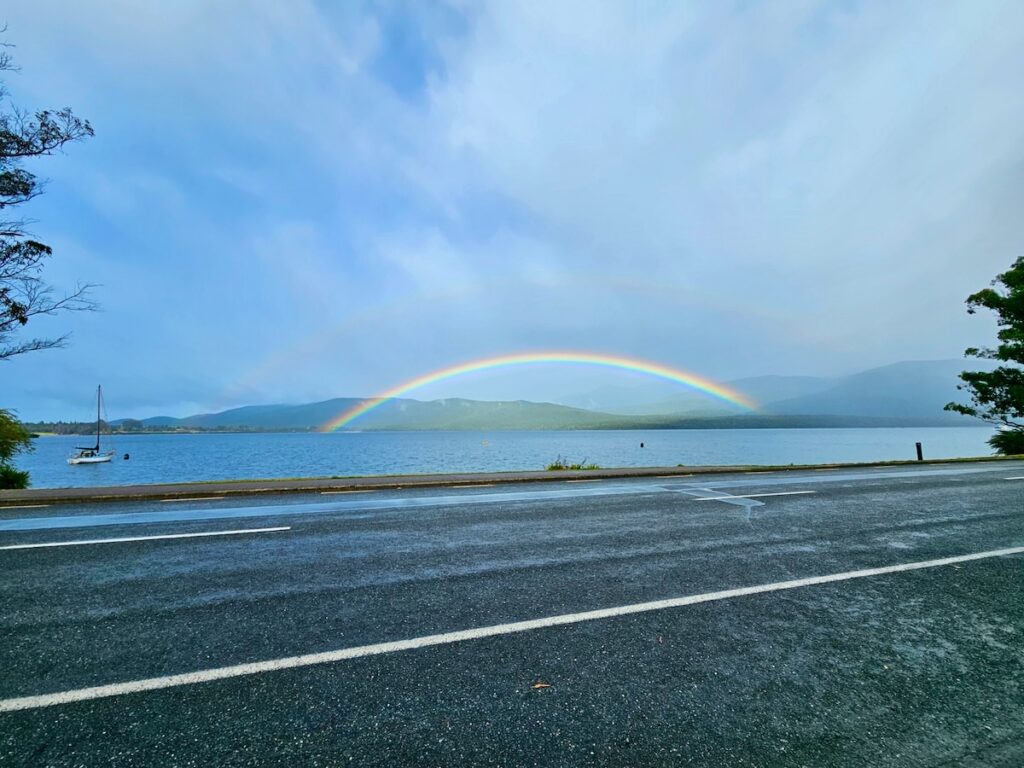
<box><xmin>14</xmin><ymin>427</ymin><xmax>998</xmax><ymax>489</ymax></box>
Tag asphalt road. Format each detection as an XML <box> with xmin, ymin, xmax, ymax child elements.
<box><xmin>1</xmin><ymin>462</ymin><xmax>1022</xmax><ymax>767</ymax></box>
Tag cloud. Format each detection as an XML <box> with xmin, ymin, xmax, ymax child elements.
<box><xmin>1</xmin><ymin>1</ymin><xmax>1022</xmax><ymax>418</ymax></box>
<box><xmin>421</xmin><ymin>2</ymin><xmax>1023</xmax><ymax>365</ymax></box>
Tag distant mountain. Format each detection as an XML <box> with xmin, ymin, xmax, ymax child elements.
<box><xmin>729</xmin><ymin>374</ymin><xmax>835</xmax><ymax>405</ymax></box>
<box><xmin>761</xmin><ymin>360</ymin><xmax>988</xmax><ymax>421</ymax></box>
<box><xmin>614</xmin><ymin>374</ymin><xmax>835</xmax><ymax>416</ymax></box>
<box><xmin>340</xmin><ymin>398</ymin><xmax>629</xmax><ymax>431</ymax></box>
<box><xmin>148</xmin><ymin>399</ymin><xmax>365</xmax><ymax>430</ymax></box>
<box><xmin>609</xmin><ymin>360</ymin><xmax>983</xmax><ymax>422</ymax></box>
<box><xmin>101</xmin><ymin>359</ymin><xmax>990</xmax><ymax>431</ymax></box>
<box><xmin>124</xmin><ymin>397</ymin><xmax>634</xmax><ymax>431</ymax></box>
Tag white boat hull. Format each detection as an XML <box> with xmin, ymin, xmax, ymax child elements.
<box><xmin>68</xmin><ymin>452</ymin><xmax>115</xmax><ymax>465</ymax></box>
<box><xmin>68</xmin><ymin>386</ymin><xmax>116</xmax><ymax>466</ymax></box>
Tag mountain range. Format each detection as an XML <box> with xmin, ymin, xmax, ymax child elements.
<box><xmin>111</xmin><ymin>359</ymin><xmax>987</xmax><ymax>431</ymax></box>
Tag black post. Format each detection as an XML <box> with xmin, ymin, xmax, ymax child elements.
<box><xmin>915</xmin><ymin>442</ymin><xmax>923</xmax><ymax>461</ymax></box>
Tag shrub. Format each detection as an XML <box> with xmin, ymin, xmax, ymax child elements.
<box><xmin>546</xmin><ymin>455</ymin><xmax>600</xmax><ymax>471</ymax></box>
<box><xmin>0</xmin><ymin>464</ymin><xmax>29</xmax><ymax>489</ymax></box>
<box><xmin>989</xmin><ymin>429</ymin><xmax>1024</xmax><ymax>456</ymax></box>
<box><xmin>0</xmin><ymin>409</ymin><xmax>31</xmax><ymax>488</ymax></box>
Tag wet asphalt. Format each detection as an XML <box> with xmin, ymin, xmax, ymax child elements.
<box><xmin>0</xmin><ymin>462</ymin><xmax>1022</xmax><ymax>767</ymax></box>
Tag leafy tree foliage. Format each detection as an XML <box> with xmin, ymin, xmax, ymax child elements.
<box><xmin>945</xmin><ymin>256</ymin><xmax>1024</xmax><ymax>453</ymax></box>
<box><xmin>0</xmin><ymin>408</ymin><xmax>31</xmax><ymax>488</ymax></box>
<box><xmin>1</xmin><ymin>36</ymin><xmax>95</xmax><ymax>361</ymax></box>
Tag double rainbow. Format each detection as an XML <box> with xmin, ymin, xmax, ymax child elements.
<box><xmin>319</xmin><ymin>351</ymin><xmax>756</xmax><ymax>431</ymax></box>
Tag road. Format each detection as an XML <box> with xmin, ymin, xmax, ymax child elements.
<box><xmin>1</xmin><ymin>462</ymin><xmax>1022</xmax><ymax>766</ymax></box>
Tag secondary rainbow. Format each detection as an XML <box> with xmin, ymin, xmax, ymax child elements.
<box><xmin>320</xmin><ymin>351</ymin><xmax>756</xmax><ymax>431</ymax></box>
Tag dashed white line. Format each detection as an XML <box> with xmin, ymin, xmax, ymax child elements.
<box><xmin>2</xmin><ymin>544</ymin><xmax>1021</xmax><ymax>712</ymax></box>
<box><xmin>0</xmin><ymin>527</ymin><xmax>290</xmax><ymax>551</ymax></box>
<box><xmin>1005</xmin><ymin>476</ymin><xmax>1024</xmax><ymax>481</ymax></box>
<box><xmin>0</xmin><ymin>504</ymin><xmax>49</xmax><ymax>510</ymax></box>
<box><xmin>692</xmin><ymin>491</ymin><xmax>817</xmax><ymax>502</ymax></box>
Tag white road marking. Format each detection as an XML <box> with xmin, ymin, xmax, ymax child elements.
<box><xmin>159</xmin><ymin>497</ymin><xmax>225</xmax><ymax>503</ymax></box>
<box><xmin>0</xmin><ymin>504</ymin><xmax>49</xmax><ymax>510</ymax></box>
<box><xmin>450</xmin><ymin>484</ymin><xmax>495</xmax><ymax>489</ymax></box>
<box><xmin>692</xmin><ymin>491</ymin><xmax>816</xmax><ymax>502</ymax></box>
<box><xmin>655</xmin><ymin>474</ymin><xmax>693</xmax><ymax>479</ymax></box>
<box><xmin>0</xmin><ymin>527</ymin><xmax>290</xmax><ymax>551</ymax></box>
<box><xmin>2</xmin><ymin>544</ymin><xmax>1021</xmax><ymax>712</ymax></box>
<box><xmin>1005</xmin><ymin>476</ymin><xmax>1024</xmax><ymax>481</ymax></box>
<box><xmin>320</xmin><ymin>490</ymin><xmax>374</xmax><ymax>495</ymax></box>
<box><xmin>669</xmin><ymin>487</ymin><xmax>765</xmax><ymax>508</ymax></box>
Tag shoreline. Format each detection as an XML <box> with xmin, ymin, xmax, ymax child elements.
<box><xmin>28</xmin><ymin>420</ymin><xmax>985</xmax><ymax>436</ymax></box>
<box><xmin>1</xmin><ymin>455</ymin><xmax>1019</xmax><ymax>507</ymax></box>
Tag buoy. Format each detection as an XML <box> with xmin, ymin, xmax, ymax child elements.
<box><xmin>640</xmin><ymin>442</ymin><xmax>644</xmax><ymax>448</ymax></box>
<box><xmin>123</xmin><ymin>453</ymin><xmax>130</xmax><ymax>460</ymax></box>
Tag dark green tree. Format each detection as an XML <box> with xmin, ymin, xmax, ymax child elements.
<box><xmin>945</xmin><ymin>256</ymin><xmax>1024</xmax><ymax>454</ymax></box>
<box><xmin>1</xmin><ymin>36</ymin><xmax>95</xmax><ymax>361</ymax></box>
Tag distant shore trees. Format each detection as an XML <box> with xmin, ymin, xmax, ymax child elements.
<box><xmin>945</xmin><ymin>256</ymin><xmax>1024</xmax><ymax>455</ymax></box>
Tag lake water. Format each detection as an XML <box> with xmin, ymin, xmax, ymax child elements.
<box><xmin>14</xmin><ymin>427</ymin><xmax>997</xmax><ymax>489</ymax></box>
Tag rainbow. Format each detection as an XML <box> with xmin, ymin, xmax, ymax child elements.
<box><xmin>320</xmin><ymin>351</ymin><xmax>756</xmax><ymax>431</ymax></box>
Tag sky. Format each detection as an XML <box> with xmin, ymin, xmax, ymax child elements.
<box><xmin>1</xmin><ymin>0</ymin><xmax>1022</xmax><ymax>420</ymax></box>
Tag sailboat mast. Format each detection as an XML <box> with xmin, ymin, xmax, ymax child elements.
<box><xmin>96</xmin><ymin>385</ymin><xmax>101</xmax><ymax>451</ymax></box>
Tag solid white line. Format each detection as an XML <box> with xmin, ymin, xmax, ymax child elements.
<box><xmin>2</xmin><ymin>544</ymin><xmax>1021</xmax><ymax>712</ymax></box>
<box><xmin>320</xmin><ymin>490</ymin><xmax>374</xmax><ymax>495</ymax></box>
<box><xmin>692</xmin><ymin>491</ymin><xmax>816</xmax><ymax>502</ymax></box>
<box><xmin>1005</xmin><ymin>477</ymin><xmax>1024</xmax><ymax>481</ymax></box>
<box><xmin>159</xmin><ymin>497</ymin><xmax>225</xmax><ymax>503</ymax></box>
<box><xmin>450</xmin><ymin>484</ymin><xmax>495</xmax><ymax>489</ymax></box>
<box><xmin>0</xmin><ymin>527</ymin><xmax>290</xmax><ymax>551</ymax></box>
<box><xmin>0</xmin><ymin>504</ymin><xmax>50</xmax><ymax>510</ymax></box>
<box><xmin>655</xmin><ymin>474</ymin><xmax>693</xmax><ymax>479</ymax></box>
<box><xmin>566</xmin><ymin>479</ymin><xmax>601</xmax><ymax>483</ymax></box>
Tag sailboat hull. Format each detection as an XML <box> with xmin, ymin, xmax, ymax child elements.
<box><xmin>68</xmin><ymin>385</ymin><xmax>115</xmax><ymax>466</ymax></box>
<box><xmin>68</xmin><ymin>452</ymin><xmax>114</xmax><ymax>465</ymax></box>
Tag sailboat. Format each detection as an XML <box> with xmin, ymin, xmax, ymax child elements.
<box><xmin>68</xmin><ymin>386</ymin><xmax>116</xmax><ymax>465</ymax></box>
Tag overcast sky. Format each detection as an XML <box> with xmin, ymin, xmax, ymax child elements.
<box><xmin>1</xmin><ymin>1</ymin><xmax>1021</xmax><ymax>419</ymax></box>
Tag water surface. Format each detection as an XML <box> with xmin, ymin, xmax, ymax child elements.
<box><xmin>15</xmin><ymin>427</ymin><xmax>997</xmax><ymax>489</ymax></box>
